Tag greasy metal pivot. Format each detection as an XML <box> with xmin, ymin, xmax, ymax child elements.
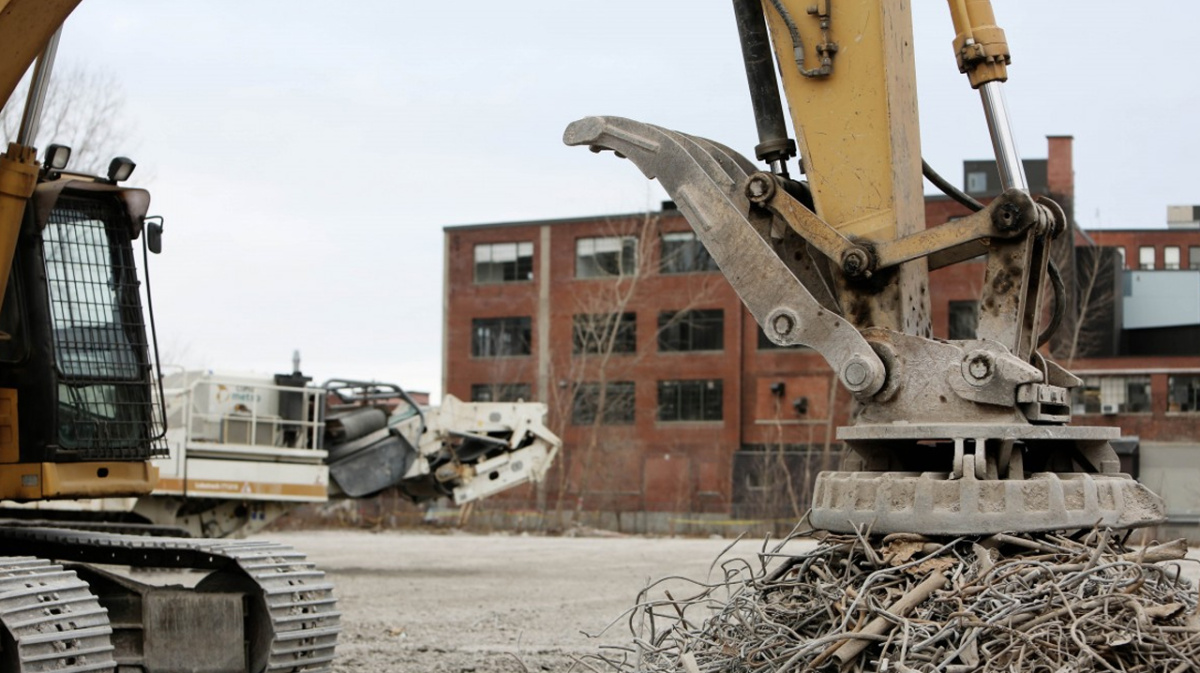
<box><xmin>564</xmin><ymin>116</ymin><xmax>885</xmax><ymax>398</ymax></box>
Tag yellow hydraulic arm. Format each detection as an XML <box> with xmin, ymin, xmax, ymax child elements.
<box><xmin>0</xmin><ymin>0</ymin><xmax>81</xmax><ymax>308</ymax></box>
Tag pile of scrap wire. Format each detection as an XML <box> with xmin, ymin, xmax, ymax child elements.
<box><xmin>581</xmin><ymin>528</ymin><xmax>1199</xmax><ymax>673</ymax></box>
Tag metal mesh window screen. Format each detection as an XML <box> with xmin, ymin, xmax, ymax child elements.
<box><xmin>44</xmin><ymin>195</ymin><xmax>164</xmax><ymax>458</ymax></box>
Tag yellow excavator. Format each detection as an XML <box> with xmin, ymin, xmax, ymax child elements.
<box><xmin>567</xmin><ymin>0</ymin><xmax>1164</xmax><ymax>536</ymax></box>
<box><xmin>0</xmin><ymin>3</ymin><xmax>339</xmax><ymax>672</ymax></box>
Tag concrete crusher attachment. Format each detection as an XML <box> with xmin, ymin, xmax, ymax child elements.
<box><xmin>320</xmin><ymin>378</ymin><xmax>560</xmax><ymax>504</ymax></box>
<box><xmin>120</xmin><ymin>370</ymin><xmax>560</xmax><ymax>538</ymax></box>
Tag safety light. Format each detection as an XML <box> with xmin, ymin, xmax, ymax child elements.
<box><xmin>107</xmin><ymin>156</ymin><xmax>136</xmax><ymax>182</ymax></box>
<box><xmin>44</xmin><ymin>144</ymin><xmax>71</xmax><ymax>170</ymax></box>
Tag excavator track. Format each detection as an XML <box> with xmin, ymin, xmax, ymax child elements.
<box><xmin>0</xmin><ymin>526</ymin><xmax>340</xmax><ymax>673</ymax></box>
<box><xmin>0</xmin><ymin>557</ymin><xmax>116</xmax><ymax>673</ymax></box>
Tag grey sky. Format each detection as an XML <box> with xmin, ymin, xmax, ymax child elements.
<box><xmin>48</xmin><ymin>1</ymin><xmax>1199</xmax><ymax>399</ymax></box>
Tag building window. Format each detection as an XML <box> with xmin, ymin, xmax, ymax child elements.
<box><xmin>658</xmin><ymin>379</ymin><xmax>723</xmax><ymax>422</ymax></box>
<box><xmin>660</xmin><ymin>231</ymin><xmax>718</xmax><ymax>274</ymax></box>
<box><xmin>573</xmin><ymin>313</ymin><xmax>636</xmax><ymax>354</ymax></box>
<box><xmin>470</xmin><ymin>383</ymin><xmax>531</xmax><ymax>402</ymax></box>
<box><xmin>1189</xmin><ymin>246</ymin><xmax>1200</xmax><ymax>270</ymax></box>
<box><xmin>948</xmin><ymin>300</ymin><xmax>979</xmax><ymax>340</ymax></box>
<box><xmin>1138</xmin><ymin>246</ymin><xmax>1156</xmax><ymax>270</ymax></box>
<box><xmin>1167</xmin><ymin>375</ymin><xmax>1200</xmax><ymax>412</ymax></box>
<box><xmin>471</xmin><ymin>317</ymin><xmax>531</xmax><ymax>357</ymax></box>
<box><xmin>572</xmin><ymin>381</ymin><xmax>635</xmax><ymax>425</ymax></box>
<box><xmin>576</xmin><ymin>236</ymin><xmax>637</xmax><ymax>278</ymax></box>
<box><xmin>757</xmin><ymin>326</ymin><xmax>808</xmax><ymax>350</ymax></box>
<box><xmin>1164</xmin><ymin>246</ymin><xmax>1181</xmax><ymax>270</ymax></box>
<box><xmin>658</xmin><ymin>309</ymin><xmax>724</xmax><ymax>352</ymax></box>
<box><xmin>474</xmin><ymin>242</ymin><xmax>533</xmax><ymax>283</ymax></box>
<box><xmin>1117</xmin><ymin>247</ymin><xmax>1127</xmax><ymax>269</ymax></box>
<box><xmin>966</xmin><ymin>171</ymin><xmax>988</xmax><ymax>194</ymax></box>
<box><xmin>1072</xmin><ymin>376</ymin><xmax>1152</xmax><ymax>414</ymax></box>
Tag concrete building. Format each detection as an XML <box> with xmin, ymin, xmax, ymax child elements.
<box><xmin>442</xmin><ymin>137</ymin><xmax>1200</xmax><ymax>536</ymax></box>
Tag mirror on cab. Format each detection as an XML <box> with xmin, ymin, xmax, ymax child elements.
<box><xmin>146</xmin><ymin>217</ymin><xmax>163</xmax><ymax>254</ymax></box>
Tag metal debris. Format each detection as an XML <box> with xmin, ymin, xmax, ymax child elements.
<box><xmin>578</xmin><ymin>527</ymin><xmax>1200</xmax><ymax>673</ymax></box>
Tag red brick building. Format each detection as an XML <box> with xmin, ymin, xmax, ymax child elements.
<box><xmin>442</xmin><ymin>137</ymin><xmax>1200</xmax><ymax>534</ymax></box>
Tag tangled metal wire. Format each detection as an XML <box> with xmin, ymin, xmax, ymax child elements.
<box><xmin>576</xmin><ymin>527</ymin><xmax>1199</xmax><ymax>673</ymax></box>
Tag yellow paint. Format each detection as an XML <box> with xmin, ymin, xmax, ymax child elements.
<box><xmin>0</xmin><ymin>1</ymin><xmax>84</xmax><ymax>315</ymax></box>
<box><xmin>156</xmin><ymin>476</ymin><xmax>325</xmax><ymax>499</ymax></box>
<box><xmin>0</xmin><ymin>1</ymin><xmax>82</xmax><ymax>108</ymax></box>
<box><xmin>0</xmin><ymin>145</ymin><xmax>38</xmax><ymax>314</ymax></box>
<box><xmin>762</xmin><ymin>0</ymin><xmax>930</xmax><ymax>333</ymax></box>
<box><xmin>764</xmin><ymin>0</ymin><xmax>922</xmax><ymax>238</ymax></box>
<box><xmin>0</xmin><ymin>388</ymin><xmax>17</xmax><ymax>463</ymax></box>
<box><xmin>947</xmin><ymin>0</ymin><xmax>1010</xmax><ymax>88</ymax></box>
<box><xmin>0</xmin><ymin>461</ymin><xmax>157</xmax><ymax>500</ymax></box>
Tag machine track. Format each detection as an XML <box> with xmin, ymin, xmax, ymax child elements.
<box><xmin>0</xmin><ymin>557</ymin><xmax>116</xmax><ymax>672</ymax></box>
<box><xmin>0</xmin><ymin>526</ymin><xmax>340</xmax><ymax>673</ymax></box>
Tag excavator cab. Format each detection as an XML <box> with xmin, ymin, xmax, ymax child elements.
<box><xmin>0</xmin><ymin>160</ymin><xmax>163</xmax><ymax>501</ymax></box>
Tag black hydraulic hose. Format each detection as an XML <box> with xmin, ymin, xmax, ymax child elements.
<box><xmin>1038</xmin><ymin>259</ymin><xmax>1066</xmax><ymax>347</ymax></box>
<box><xmin>922</xmin><ymin>158</ymin><xmax>985</xmax><ymax>212</ymax></box>
<box><xmin>921</xmin><ymin>159</ymin><xmax>1065</xmax><ymax>346</ymax></box>
<box><xmin>141</xmin><ymin>217</ymin><xmax>168</xmax><ymax>443</ymax></box>
<box><xmin>766</xmin><ymin>0</ymin><xmax>805</xmax><ymax>70</ymax></box>
<box><xmin>732</xmin><ymin>0</ymin><xmax>796</xmax><ymax>170</ymax></box>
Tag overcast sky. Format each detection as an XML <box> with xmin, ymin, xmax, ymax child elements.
<box><xmin>40</xmin><ymin>2</ymin><xmax>1200</xmax><ymax>400</ymax></box>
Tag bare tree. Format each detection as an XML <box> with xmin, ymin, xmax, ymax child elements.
<box><xmin>536</xmin><ymin>211</ymin><xmax>722</xmax><ymax>526</ymax></box>
<box><xmin>1056</xmin><ymin>242</ymin><xmax>1121</xmax><ymax>367</ymax></box>
<box><xmin>1</xmin><ymin>64</ymin><xmax>134</xmax><ymax>175</ymax></box>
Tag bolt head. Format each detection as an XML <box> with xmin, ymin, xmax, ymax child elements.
<box><xmin>745</xmin><ymin>174</ymin><xmax>775</xmax><ymax>203</ymax></box>
<box><xmin>843</xmin><ymin>360</ymin><xmax>869</xmax><ymax>387</ymax></box>
<box><xmin>842</xmin><ymin>248</ymin><xmax>870</xmax><ymax>277</ymax></box>
<box><xmin>966</xmin><ymin>353</ymin><xmax>993</xmax><ymax>381</ymax></box>
<box><xmin>772</xmin><ymin>313</ymin><xmax>794</xmax><ymax>336</ymax></box>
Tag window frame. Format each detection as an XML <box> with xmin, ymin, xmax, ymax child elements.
<box><xmin>470</xmin><ymin>382</ymin><xmax>532</xmax><ymax>403</ymax></box>
<box><xmin>657</xmin><ymin>379</ymin><xmax>723</xmax><ymax>422</ymax></box>
<box><xmin>966</xmin><ymin>171</ymin><xmax>988</xmax><ymax>194</ymax></box>
<box><xmin>572</xmin><ymin>312</ymin><xmax>636</xmax><ymax>355</ymax></box>
<box><xmin>1138</xmin><ymin>246</ymin><xmax>1156</xmax><ymax>270</ymax></box>
<box><xmin>1167</xmin><ymin>374</ymin><xmax>1200</xmax><ymax>413</ymax></box>
<box><xmin>575</xmin><ymin>236</ymin><xmax>638</xmax><ymax>278</ymax></box>
<box><xmin>473</xmin><ymin>241</ymin><xmax>534</xmax><ymax>284</ymax></box>
<box><xmin>660</xmin><ymin>231</ymin><xmax>718</xmax><ymax>274</ymax></box>
<box><xmin>1071</xmin><ymin>375</ymin><xmax>1153</xmax><ymax>415</ymax></box>
<box><xmin>571</xmin><ymin>381</ymin><xmax>636</xmax><ymax>425</ymax></box>
<box><xmin>470</xmin><ymin>316</ymin><xmax>532</xmax><ymax>358</ymax></box>
<box><xmin>658</xmin><ymin>309</ymin><xmax>724</xmax><ymax>352</ymax></box>
<box><xmin>1164</xmin><ymin>245</ymin><xmax>1181</xmax><ymax>270</ymax></box>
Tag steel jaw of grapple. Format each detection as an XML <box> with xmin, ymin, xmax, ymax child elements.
<box><xmin>564</xmin><ymin>115</ymin><xmax>1167</xmax><ymax>536</ymax></box>
<box><xmin>563</xmin><ymin>116</ymin><xmax>888</xmax><ymax>399</ymax></box>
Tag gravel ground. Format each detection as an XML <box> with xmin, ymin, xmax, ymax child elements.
<box><xmin>258</xmin><ymin>530</ymin><xmax>1200</xmax><ymax>673</ymax></box>
<box><xmin>261</xmin><ymin>530</ymin><xmax>811</xmax><ymax>673</ymax></box>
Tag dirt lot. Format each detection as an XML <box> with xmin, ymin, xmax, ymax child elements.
<box><xmin>259</xmin><ymin>530</ymin><xmax>1200</xmax><ymax>673</ymax></box>
<box><xmin>263</xmin><ymin>530</ymin><xmax>812</xmax><ymax>673</ymax></box>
